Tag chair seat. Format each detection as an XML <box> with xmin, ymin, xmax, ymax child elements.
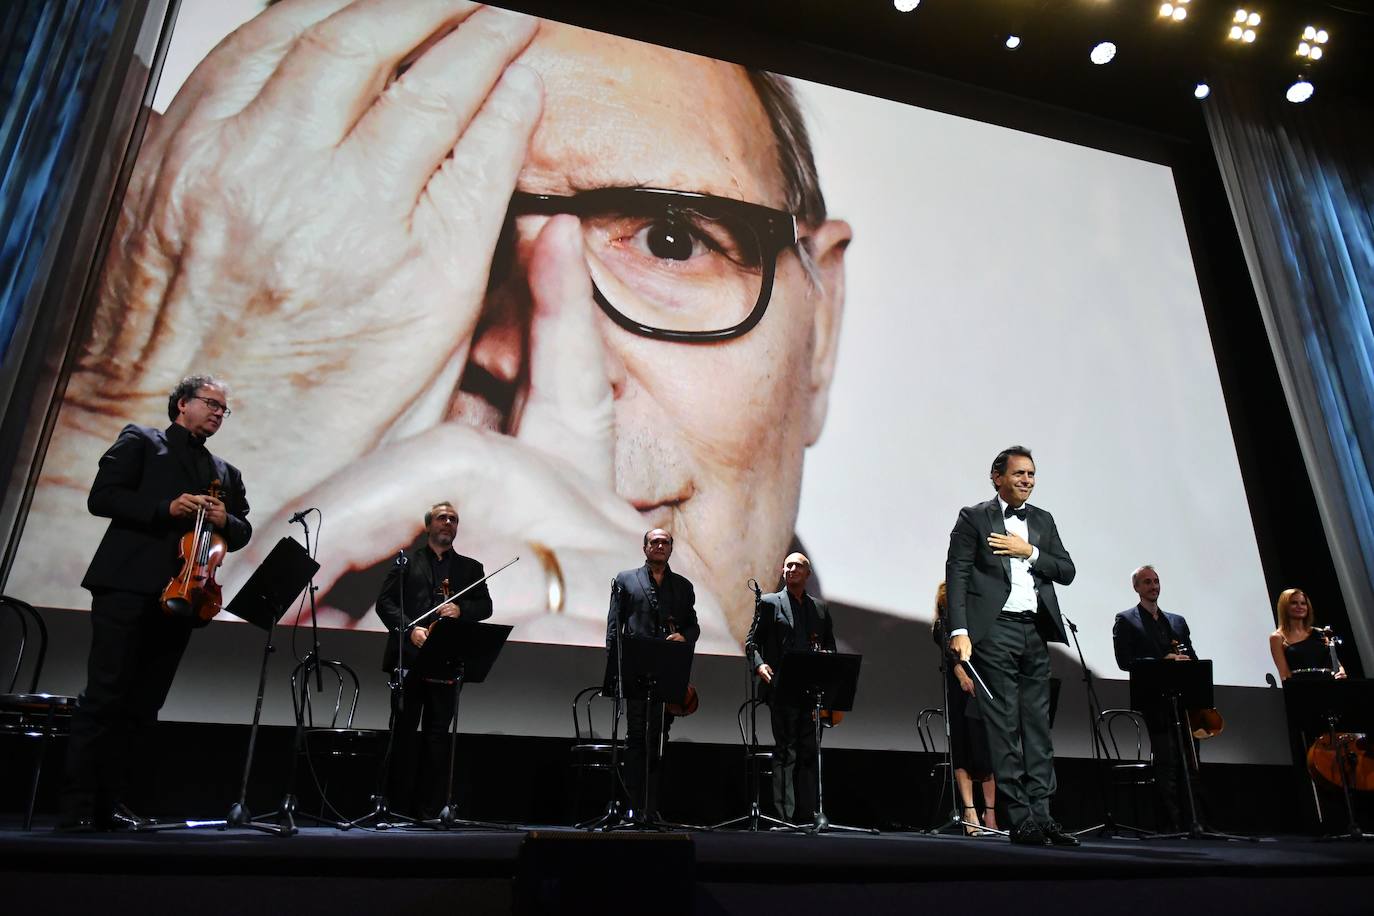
<box><xmin>0</xmin><ymin>693</ymin><xmax>77</xmax><ymax>736</ymax></box>
<box><xmin>0</xmin><ymin>692</ymin><xmax>78</xmax><ymax>712</ymax></box>
<box><xmin>303</xmin><ymin>727</ymin><xmax>381</xmax><ymax>758</ymax></box>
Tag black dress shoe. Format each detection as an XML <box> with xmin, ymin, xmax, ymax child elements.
<box><xmin>1010</xmin><ymin>822</ymin><xmax>1049</xmax><ymax>846</ymax></box>
<box><xmin>104</xmin><ymin>803</ymin><xmax>154</xmax><ymax>831</ymax></box>
<box><xmin>1041</xmin><ymin>821</ymin><xmax>1081</xmax><ymax>847</ymax></box>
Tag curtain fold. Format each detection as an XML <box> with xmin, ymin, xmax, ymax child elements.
<box><xmin>0</xmin><ymin>0</ymin><xmax>122</xmax><ymax>368</ymax></box>
<box><xmin>1204</xmin><ymin>83</ymin><xmax>1374</xmax><ymax>672</ymax></box>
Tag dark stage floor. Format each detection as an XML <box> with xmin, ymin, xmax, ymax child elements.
<box><xmin>4</xmin><ymin>820</ymin><xmax>1373</xmax><ymax>916</ymax></box>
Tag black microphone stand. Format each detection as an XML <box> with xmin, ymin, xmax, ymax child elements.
<box><xmin>251</xmin><ymin>512</ymin><xmax>348</xmax><ymax>832</ymax></box>
<box><xmin>1066</xmin><ymin>614</ymin><xmax>1151</xmax><ymax>839</ymax></box>
<box><xmin>347</xmin><ymin>550</ymin><xmax>416</xmax><ymax>829</ymax></box>
<box><xmin>713</xmin><ymin>580</ymin><xmax>796</xmax><ymax>831</ymax></box>
<box><xmin>587</xmin><ymin>579</ymin><xmax>639</xmax><ymax>831</ymax></box>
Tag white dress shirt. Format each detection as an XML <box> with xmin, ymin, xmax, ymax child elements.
<box><xmin>949</xmin><ymin>496</ymin><xmax>1041</xmax><ymax>639</ymax></box>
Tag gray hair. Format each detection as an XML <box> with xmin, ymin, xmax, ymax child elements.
<box><xmin>1131</xmin><ymin>565</ymin><xmax>1158</xmax><ymax>588</ymax></box>
<box><xmin>167</xmin><ymin>375</ymin><xmax>228</xmax><ymax>421</ymax></box>
<box><xmin>748</xmin><ymin>72</ymin><xmax>828</xmax><ymax>290</ymax></box>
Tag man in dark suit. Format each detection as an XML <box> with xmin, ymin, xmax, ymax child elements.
<box><xmin>747</xmin><ymin>552</ymin><xmax>835</xmax><ymax>824</ymax></box>
<box><xmin>945</xmin><ymin>445</ymin><xmax>1078</xmax><ymax>846</ymax></box>
<box><xmin>606</xmin><ymin>528</ymin><xmax>699</xmax><ymax>821</ymax></box>
<box><xmin>375</xmin><ymin>501</ymin><xmax>492</xmax><ymax>818</ymax></box>
<box><xmin>60</xmin><ymin>375</ymin><xmax>251</xmax><ymax>831</ymax></box>
<box><xmin>1112</xmin><ymin>564</ymin><xmax>1197</xmax><ymax>830</ymax></box>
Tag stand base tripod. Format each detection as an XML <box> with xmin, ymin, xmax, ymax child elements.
<box><xmin>712</xmin><ymin>802</ymin><xmax>798</xmax><ymax>832</ymax></box>
<box><xmin>346</xmin><ymin>794</ymin><xmax>416</xmax><ymax>830</ymax></box>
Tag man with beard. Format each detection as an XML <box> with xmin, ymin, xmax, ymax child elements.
<box><xmin>375</xmin><ymin>501</ymin><xmax>493</xmax><ymax>818</ymax></box>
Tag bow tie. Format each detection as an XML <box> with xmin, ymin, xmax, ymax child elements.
<box><xmin>1004</xmin><ymin>504</ymin><xmax>1027</xmax><ymax>521</ymax></box>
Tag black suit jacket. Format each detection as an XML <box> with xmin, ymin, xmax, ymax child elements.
<box><xmin>944</xmin><ymin>496</ymin><xmax>1075</xmax><ymax>644</ymax></box>
<box><xmin>606</xmin><ymin>564</ymin><xmax>700</xmax><ymax>647</ymax></box>
<box><xmin>375</xmin><ymin>546</ymin><xmax>493</xmax><ymax>672</ymax></box>
<box><xmin>82</xmin><ymin>424</ymin><xmax>251</xmax><ymax>595</ymax></box>
<box><xmin>1112</xmin><ymin>605</ymin><xmax>1196</xmax><ymax>672</ymax></box>
<box><xmin>746</xmin><ymin>589</ymin><xmax>835</xmax><ymax>702</ymax></box>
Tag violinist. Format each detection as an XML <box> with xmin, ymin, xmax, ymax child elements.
<box><xmin>607</xmin><ymin>529</ymin><xmax>699</xmax><ymax>823</ymax></box>
<box><xmin>375</xmin><ymin>501</ymin><xmax>492</xmax><ymax>819</ymax></box>
<box><xmin>746</xmin><ymin>552</ymin><xmax>835</xmax><ymax>825</ymax></box>
<box><xmin>58</xmin><ymin>376</ymin><xmax>251</xmax><ymax>832</ymax></box>
<box><xmin>1112</xmin><ymin>564</ymin><xmax>1199</xmax><ymax>832</ymax></box>
<box><xmin>1268</xmin><ymin>588</ymin><xmax>1346</xmax><ymax>682</ymax></box>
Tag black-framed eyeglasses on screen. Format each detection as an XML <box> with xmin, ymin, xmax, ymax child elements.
<box><xmin>502</xmin><ymin>187</ymin><xmax>800</xmax><ymax>343</ymax></box>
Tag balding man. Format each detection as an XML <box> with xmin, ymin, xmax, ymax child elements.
<box><xmin>607</xmin><ymin>529</ymin><xmax>700</xmax><ymax>823</ymax></box>
<box><xmin>747</xmin><ymin>552</ymin><xmax>836</xmax><ymax>825</ymax></box>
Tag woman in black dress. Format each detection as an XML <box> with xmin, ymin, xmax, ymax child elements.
<box><xmin>1268</xmin><ymin>587</ymin><xmax>1346</xmax><ymax>681</ymax></box>
<box><xmin>932</xmin><ymin>582</ymin><xmax>998</xmax><ymax>834</ymax></box>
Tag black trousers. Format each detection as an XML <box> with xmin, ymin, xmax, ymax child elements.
<box><xmin>770</xmin><ymin>702</ymin><xmax>819</xmax><ymax>822</ymax></box>
<box><xmin>975</xmin><ymin>614</ymin><xmax>1056</xmax><ymax>829</ymax></box>
<box><xmin>61</xmin><ymin>589</ymin><xmax>194</xmax><ymax>819</ymax></box>
<box><xmin>389</xmin><ymin>671</ymin><xmax>460</xmax><ymax>817</ymax></box>
<box><xmin>625</xmin><ymin>698</ymin><xmax>673</xmax><ymax>817</ymax></box>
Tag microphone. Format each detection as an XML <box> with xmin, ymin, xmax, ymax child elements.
<box><xmin>287</xmin><ymin>508</ymin><xmax>315</xmax><ymax>524</ymax></box>
<box><xmin>394</xmin><ymin>549</ymin><xmax>408</xmax><ymax>567</ymax></box>
<box><xmin>748</xmin><ymin>578</ymin><xmax>761</xmax><ymax>601</ymax></box>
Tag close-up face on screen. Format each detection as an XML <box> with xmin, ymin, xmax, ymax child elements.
<box><xmin>9</xmin><ymin>0</ymin><xmax>1274</xmax><ymax>688</ymax></box>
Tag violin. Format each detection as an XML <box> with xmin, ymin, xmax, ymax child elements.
<box><xmin>663</xmin><ymin>615</ymin><xmax>700</xmax><ymax>717</ymax></box>
<box><xmin>1171</xmin><ymin>638</ymin><xmax>1224</xmax><ymax>739</ymax></box>
<box><xmin>810</xmin><ymin>632</ymin><xmax>844</xmax><ymax>728</ymax></box>
<box><xmin>160</xmin><ymin>480</ymin><xmax>228</xmax><ymax>623</ymax></box>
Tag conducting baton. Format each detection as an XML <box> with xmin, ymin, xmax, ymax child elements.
<box><xmin>407</xmin><ymin>556</ymin><xmax>520</xmax><ymax>630</ymax></box>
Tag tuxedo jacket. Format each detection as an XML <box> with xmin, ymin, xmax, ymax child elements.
<box><xmin>944</xmin><ymin>496</ymin><xmax>1075</xmax><ymax>644</ymax></box>
<box><xmin>1112</xmin><ymin>605</ymin><xmax>1196</xmax><ymax>672</ymax></box>
<box><xmin>746</xmin><ymin>589</ymin><xmax>835</xmax><ymax>702</ymax></box>
<box><xmin>605</xmin><ymin>564</ymin><xmax>700</xmax><ymax>647</ymax></box>
<box><xmin>375</xmin><ymin>546</ymin><xmax>492</xmax><ymax>672</ymax></box>
<box><xmin>82</xmin><ymin>424</ymin><xmax>251</xmax><ymax>595</ymax></box>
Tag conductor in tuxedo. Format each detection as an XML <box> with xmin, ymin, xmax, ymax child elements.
<box><xmin>747</xmin><ymin>552</ymin><xmax>835</xmax><ymax>823</ymax></box>
<box><xmin>59</xmin><ymin>376</ymin><xmax>251</xmax><ymax>831</ymax></box>
<box><xmin>607</xmin><ymin>528</ymin><xmax>700</xmax><ymax>821</ymax></box>
<box><xmin>945</xmin><ymin>445</ymin><xmax>1078</xmax><ymax>846</ymax></box>
<box><xmin>1112</xmin><ymin>564</ymin><xmax>1197</xmax><ymax>830</ymax></box>
<box><xmin>375</xmin><ymin>501</ymin><xmax>492</xmax><ymax>817</ymax></box>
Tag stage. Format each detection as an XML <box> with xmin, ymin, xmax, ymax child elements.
<box><xmin>3</xmin><ymin>821</ymin><xmax>1372</xmax><ymax>916</ymax></box>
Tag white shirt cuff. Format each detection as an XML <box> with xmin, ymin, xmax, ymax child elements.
<box><xmin>950</xmin><ymin>628</ymin><xmax>969</xmax><ymax>638</ymax></box>
<box><xmin>1028</xmin><ymin>546</ymin><xmax>1040</xmax><ymax>564</ymax></box>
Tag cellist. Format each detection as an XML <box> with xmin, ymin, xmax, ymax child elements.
<box><xmin>58</xmin><ymin>376</ymin><xmax>251</xmax><ymax>832</ymax></box>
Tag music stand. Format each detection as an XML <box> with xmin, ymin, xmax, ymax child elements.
<box><xmin>773</xmin><ymin>650</ymin><xmax>875</xmax><ymax>835</ymax></box>
<box><xmin>400</xmin><ymin>619</ymin><xmax>513</xmax><ymax>830</ymax></box>
<box><xmin>602</xmin><ymin>634</ymin><xmax>694</xmax><ymax>831</ymax></box>
<box><xmin>1129</xmin><ymin>659</ymin><xmax>1249</xmax><ymax>842</ymax></box>
<box><xmin>1282</xmin><ymin>677</ymin><xmax>1374</xmax><ymax>842</ymax></box>
<box><xmin>136</xmin><ymin>537</ymin><xmax>318</xmax><ymax>835</ymax></box>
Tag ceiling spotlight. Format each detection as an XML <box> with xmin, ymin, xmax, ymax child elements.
<box><xmin>1090</xmin><ymin>41</ymin><xmax>1117</xmax><ymax>65</ymax></box>
<box><xmin>1303</xmin><ymin>26</ymin><xmax>1317</xmax><ymax>41</ymax></box>
<box><xmin>1316</xmin><ymin>29</ymin><xmax>1329</xmax><ymax>43</ymax></box>
<box><xmin>1234</xmin><ymin>9</ymin><xmax>1248</xmax><ymax>23</ymax></box>
<box><xmin>893</xmin><ymin>0</ymin><xmax>920</xmax><ymax>11</ymax></box>
<box><xmin>1286</xmin><ymin>79</ymin><xmax>1314</xmax><ymax>103</ymax></box>
<box><xmin>1243</xmin><ymin>29</ymin><xmax>1256</xmax><ymax>42</ymax></box>
<box><xmin>1229</xmin><ymin>25</ymin><xmax>1244</xmax><ymax>40</ymax></box>
<box><xmin>1247</xmin><ymin>12</ymin><xmax>1261</xmax><ymax>27</ymax></box>
<box><xmin>1297</xmin><ymin>41</ymin><xmax>1311</xmax><ymax>56</ymax></box>
<box><xmin>1194</xmin><ymin>82</ymin><xmax>1211</xmax><ymax>99</ymax></box>
<box><xmin>1174</xmin><ymin>6</ymin><xmax>1188</xmax><ymax>20</ymax></box>
<box><xmin>1160</xmin><ymin>2</ymin><xmax>1173</xmax><ymax>15</ymax></box>
<box><xmin>1161</xmin><ymin>0</ymin><xmax>1190</xmax><ymax>22</ymax></box>
<box><xmin>1310</xmin><ymin>46</ymin><xmax>1323</xmax><ymax>60</ymax></box>
<box><xmin>1005</xmin><ymin>35</ymin><xmax>1022</xmax><ymax>49</ymax></box>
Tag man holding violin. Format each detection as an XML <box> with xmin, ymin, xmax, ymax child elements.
<box><xmin>607</xmin><ymin>529</ymin><xmax>700</xmax><ymax>823</ymax></box>
<box><xmin>375</xmin><ymin>501</ymin><xmax>493</xmax><ymax>819</ymax></box>
<box><xmin>747</xmin><ymin>552</ymin><xmax>835</xmax><ymax>825</ymax></box>
<box><xmin>59</xmin><ymin>376</ymin><xmax>251</xmax><ymax>832</ymax></box>
<box><xmin>1112</xmin><ymin>564</ymin><xmax>1199</xmax><ymax>832</ymax></box>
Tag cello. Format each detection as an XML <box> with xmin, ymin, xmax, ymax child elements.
<box><xmin>160</xmin><ymin>480</ymin><xmax>228</xmax><ymax>623</ymax></box>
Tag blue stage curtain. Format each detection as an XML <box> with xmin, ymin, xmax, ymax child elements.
<box><xmin>0</xmin><ymin>0</ymin><xmax>122</xmax><ymax>369</ymax></box>
<box><xmin>1204</xmin><ymin>84</ymin><xmax>1374</xmax><ymax>670</ymax></box>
